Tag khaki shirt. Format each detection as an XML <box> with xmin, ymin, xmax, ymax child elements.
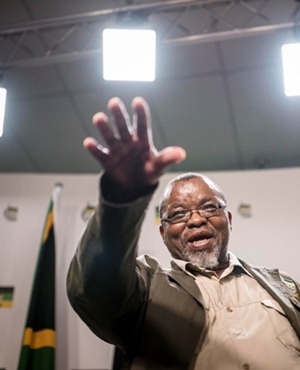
<box><xmin>175</xmin><ymin>253</ymin><xmax>300</xmax><ymax>370</ymax></box>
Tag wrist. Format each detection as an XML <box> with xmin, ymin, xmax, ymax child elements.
<box><xmin>100</xmin><ymin>173</ymin><xmax>158</xmax><ymax>203</ymax></box>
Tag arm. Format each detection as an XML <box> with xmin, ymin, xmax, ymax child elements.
<box><xmin>67</xmin><ymin>97</ymin><xmax>185</xmax><ymax>349</ymax></box>
<box><xmin>67</xmin><ymin>176</ymin><xmax>153</xmax><ymax>348</ymax></box>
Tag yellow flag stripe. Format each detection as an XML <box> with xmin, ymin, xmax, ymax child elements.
<box><xmin>42</xmin><ymin>210</ymin><xmax>53</xmax><ymax>244</ymax></box>
<box><xmin>23</xmin><ymin>328</ymin><xmax>55</xmax><ymax>349</ymax></box>
<box><xmin>0</xmin><ymin>300</ymin><xmax>12</xmax><ymax>308</ymax></box>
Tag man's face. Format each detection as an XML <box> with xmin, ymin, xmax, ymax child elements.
<box><xmin>159</xmin><ymin>177</ymin><xmax>232</xmax><ymax>269</ymax></box>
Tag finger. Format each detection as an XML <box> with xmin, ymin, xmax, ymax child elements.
<box><xmin>83</xmin><ymin>137</ymin><xmax>110</xmax><ymax>154</ymax></box>
<box><xmin>83</xmin><ymin>137</ymin><xmax>110</xmax><ymax>165</ymax></box>
<box><xmin>92</xmin><ymin>112</ymin><xmax>118</xmax><ymax>149</ymax></box>
<box><xmin>132</xmin><ymin>97</ymin><xmax>152</xmax><ymax>144</ymax></box>
<box><xmin>108</xmin><ymin>97</ymin><xmax>132</xmax><ymax>141</ymax></box>
<box><xmin>142</xmin><ymin>146</ymin><xmax>186</xmax><ymax>185</ymax></box>
<box><xmin>147</xmin><ymin>146</ymin><xmax>186</xmax><ymax>174</ymax></box>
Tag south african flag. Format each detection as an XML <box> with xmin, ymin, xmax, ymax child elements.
<box><xmin>18</xmin><ymin>198</ymin><xmax>55</xmax><ymax>370</ymax></box>
<box><xmin>0</xmin><ymin>287</ymin><xmax>14</xmax><ymax>308</ymax></box>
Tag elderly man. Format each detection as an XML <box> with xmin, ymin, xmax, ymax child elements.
<box><xmin>67</xmin><ymin>97</ymin><xmax>300</xmax><ymax>370</ymax></box>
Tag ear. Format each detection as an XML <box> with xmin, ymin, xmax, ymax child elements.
<box><xmin>159</xmin><ymin>223</ymin><xmax>165</xmax><ymax>242</ymax></box>
<box><xmin>227</xmin><ymin>210</ymin><xmax>233</xmax><ymax>230</ymax></box>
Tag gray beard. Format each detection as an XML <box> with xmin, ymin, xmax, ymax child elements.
<box><xmin>181</xmin><ymin>244</ymin><xmax>222</xmax><ymax>269</ymax></box>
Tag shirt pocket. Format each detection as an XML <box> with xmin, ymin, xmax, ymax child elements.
<box><xmin>261</xmin><ymin>299</ymin><xmax>300</xmax><ymax>356</ymax></box>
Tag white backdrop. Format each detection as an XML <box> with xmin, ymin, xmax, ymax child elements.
<box><xmin>0</xmin><ymin>167</ymin><xmax>299</xmax><ymax>370</ymax></box>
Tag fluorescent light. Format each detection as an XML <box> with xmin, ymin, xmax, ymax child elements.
<box><xmin>103</xmin><ymin>29</ymin><xmax>156</xmax><ymax>82</ymax></box>
<box><xmin>281</xmin><ymin>42</ymin><xmax>300</xmax><ymax>97</ymax></box>
<box><xmin>0</xmin><ymin>88</ymin><xmax>7</xmax><ymax>137</ymax></box>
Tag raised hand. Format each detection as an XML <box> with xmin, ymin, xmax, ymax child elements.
<box><xmin>83</xmin><ymin>97</ymin><xmax>186</xmax><ymax>191</ymax></box>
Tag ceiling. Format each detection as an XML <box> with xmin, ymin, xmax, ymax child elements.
<box><xmin>0</xmin><ymin>0</ymin><xmax>300</xmax><ymax>174</ymax></box>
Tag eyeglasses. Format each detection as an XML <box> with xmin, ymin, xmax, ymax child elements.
<box><xmin>161</xmin><ymin>203</ymin><xmax>227</xmax><ymax>224</ymax></box>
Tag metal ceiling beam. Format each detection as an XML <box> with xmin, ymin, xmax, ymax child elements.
<box><xmin>1</xmin><ymin>22</ymin><xmax>296</xmax><ymax>70</ymax></box>
<box><xmin>0</xmin><ymin>0</ymin><xmax>233</xmax><ymax>35</ymax></box>
<box><xmin>0</xmin><ymin>0</ymin><xmax>297</xmax><ymax>70</ymax></box>
<box><xmin>163</xmin><ymin>22</ymin><xmax>296</xmax><ymax>46</ymax></box>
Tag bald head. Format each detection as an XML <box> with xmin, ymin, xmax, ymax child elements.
<box><xmin>159</xmin><ymin>173</ymin><xmax>227</xmax><ymax>219</ymax></box>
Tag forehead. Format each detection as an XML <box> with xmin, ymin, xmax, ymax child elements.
<box><xmin>165</xmin><ymin>178</ymin><xmax>222</xmax><ymax>205</ymax></box>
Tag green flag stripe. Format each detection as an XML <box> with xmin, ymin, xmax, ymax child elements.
<box><xmin>25</xmin><ymin>224</ymin><xmax>55</xmax><ymax>330</ymax></box>
<box><xmin>18</xmin><ymin>346</ymin><xmax>55</xmax><ymax>370</ymax></box>
<box><xmin>2</xmin><ymin>292</ymin><xmax>13</xmax><ymax>300</ymax></box>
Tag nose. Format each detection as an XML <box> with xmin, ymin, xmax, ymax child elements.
<box><xmin>186</xmin><ymin>210</ymin><xmax>207</xmax><ymax>227</ymax></box>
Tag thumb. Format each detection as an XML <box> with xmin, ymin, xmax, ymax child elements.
<box><xmin>157</xmin><ymin>146</ymin><xmax>186</xmax><ymax>167</ymax></box>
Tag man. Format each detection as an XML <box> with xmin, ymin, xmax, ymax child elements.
<box><xmin>67</xmin><ymin>97</ymin><xmax>300</xmax><ymax>369</ymax></box>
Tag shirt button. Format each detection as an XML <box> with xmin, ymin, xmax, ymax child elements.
<box><xmin>227</xmin><ymin>306</ymin><xmax>233</xmax><ymax>312</ymax></box>
<box><xmin>243</xmin><ymin>364</ymin><xmax>250</xmax><ymax>370</ymax></box>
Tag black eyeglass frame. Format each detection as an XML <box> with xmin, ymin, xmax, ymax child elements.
<box><xmin>161</xmin><ymin>203</ymin><xmax>227</xmax><ymax>224</ymax></box>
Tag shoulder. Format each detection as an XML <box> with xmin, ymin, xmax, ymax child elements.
<box><xmin>238</xmin><ymin>257</ymin><xmax>298</xmax><ymax>281</ymax></box>
<box><xmin>238</xmin><ymin>258</ymin><xmax>300</xmax><ymax>300</ymax></box>
<box><xmin>238</xmin><ymin>257</ymin><xmax>280</xmax><ymax>274</ymax></box>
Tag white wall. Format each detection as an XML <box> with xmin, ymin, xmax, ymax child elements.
<box><xmin>0</xmin><ymin>168</ymin><xmax>299</xmax><ymax>370</ymax></box>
